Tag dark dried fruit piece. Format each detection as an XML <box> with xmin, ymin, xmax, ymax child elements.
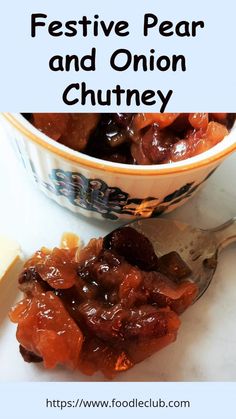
<box><xmin>19</xmin><ymin>345</ymin><xmax>43</xmax><ymax>363</ymax></box>
<box><xmin>158</xmin><ymin>252</ymin><xmax>192</xmax><ymax>281</ymax></box>
<box><xmin>104</xmin><ymin>227</ymin><xmax>159</xmax><ymax>271</ymax></box>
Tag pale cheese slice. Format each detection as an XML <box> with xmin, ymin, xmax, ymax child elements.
<box><xmin>0</xmin><ymin>235</ymin><xmax>21</xmax><ymax>284</ymax></box>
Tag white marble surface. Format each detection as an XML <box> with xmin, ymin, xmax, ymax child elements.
<box><xmin>0</xmin><ymin>129</ymin><xmax>235</xmax><ymax>382</ymax></box>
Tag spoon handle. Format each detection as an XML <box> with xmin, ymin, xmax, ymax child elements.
<box><xmin>210</xmin><ymin>217</ymin><xmax>236</xmax><ymax>251</ymax></box>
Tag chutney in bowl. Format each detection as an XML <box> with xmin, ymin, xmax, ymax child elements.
<box><xmin>1</xmin><ymin>112</ymin><xmax>236</xmax><ymax>220</ymax></box>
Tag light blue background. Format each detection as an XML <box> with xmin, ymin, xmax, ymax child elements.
<box><xmin>1</xmin><ymin>382</ymin><xmax>236</xmax><ymax>419</ymax></box>
<box><xmin>0</xmin><ymin>0</ymin><xmax>235</xmax><ymax>111</ymax></box>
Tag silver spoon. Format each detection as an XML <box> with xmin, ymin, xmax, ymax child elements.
<box><xmin>116</xmin><ymin>217</ymin><xmax>236</xmax><ymax>301</ymax></box>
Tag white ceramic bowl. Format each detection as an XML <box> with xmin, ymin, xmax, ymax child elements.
<box><xmin>1</xmin><ymin>113</ymin><xmax>236</xmax><ymax>221</ymax></box>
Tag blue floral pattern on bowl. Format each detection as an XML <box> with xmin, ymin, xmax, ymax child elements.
<box><xmin>30</xmin><ymin>167</ymin><xmax>216</xmax><ymax>220</ymax></box>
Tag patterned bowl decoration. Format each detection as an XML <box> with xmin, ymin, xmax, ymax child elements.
<box><xmin>32</xmin><ymin>167</ymin><xmax>216</xmax><ymax>221</ymax></box>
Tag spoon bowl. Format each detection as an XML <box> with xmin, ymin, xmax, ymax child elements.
<box><xmin>117</xmin><ymin>217</ymin><xmax>236</xmax><ymax>300</ymax></box>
